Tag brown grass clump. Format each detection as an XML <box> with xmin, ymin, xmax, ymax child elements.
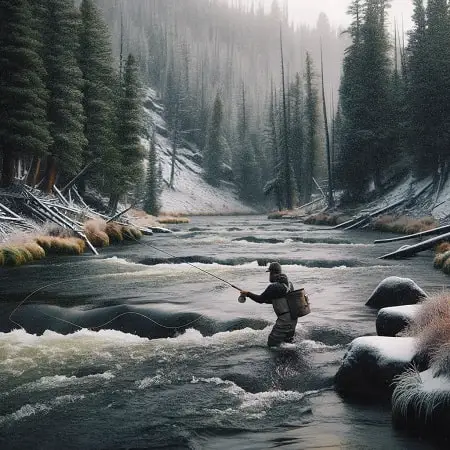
<box><xmin>1</xmin><ymin>246</ymin><xmax>27</xmax><ymax>266</ymax></box>
<box><xmin>23</xmin><ymin>242</ymin><xmax>46</xmax><ymax>260</ymax></box>
<box><xmin>304</xmin><ymin>212</ymin><xmax>351</xmax><ymax>226</ymax></box>
<box><xmin>157</xmin><ymin>216</ymin><xmax>190</xmax><ymax>224</ymax></box>
<box><xmin>86</xmin><ymin>230</ymin><xmax>110</xmax><ymax>248</ymax></box>
<box><xmin>105</xmin><ymin>222</ymin><xmax>124</xmax><ymax>243</ymax></box>
<box><xmin>442</xmin><ymin>258</ymin><xmax>450</xmax><ymax>275</ymax></box>
<box><xmin>403</xmin><ymin>292</ymin><xmax>450</xmax><ymax>361</ymax></box>
<box><xmin>0</xmin><ymin>249</ymin><xmax>4</xmax><ymax>266</ymax></box>
<box><xmin>372</xmin><ymin>215</ymin><xmax>439</xmax><ymax>234</ymax></box>
<box><xmin>435</xmin><ymin>242</ymin><xmax>450</xmax><ymax>254</ymax></box>
<box><xmin>433</xmin><ymin>250</ymin><xmax>450</xmax><ymax>269</ymax></box>
<box><xmin>122</xmin><ymin>226</ymin><xmax>143</xmax><ymax>240</ymax></box>
<box><xmin>34</xmin><ymin>236</ymin><xmax>86</xmax><ymax>255</ymax></box>
<box><xmin>268</xmin><ymin>210</ymin><xmax>290</xmax><ymax>219</ymax></box>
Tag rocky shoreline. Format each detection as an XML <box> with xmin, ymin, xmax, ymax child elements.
<box><xmin>335</xmin><ymin>277</ymin><xmax>450</xmax><ymax>443</ymax></box>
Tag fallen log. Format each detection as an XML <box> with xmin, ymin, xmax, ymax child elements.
<box><xmin>374</xmin><ymin>224</ymin><xmax>450</xmax><ymax>244</ymax></box>
<box><xmin>379</xmin><ymin>231</ymin><xmax>450</xmax><ymax>259</ymax></box>
<box><xmin>26</xmin><ymin>190</ymin><xmax>98</xmax><ymax>255</ymax></box>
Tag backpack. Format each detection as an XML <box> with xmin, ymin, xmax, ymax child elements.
<box><xmin>286</xmin><ymin>287</ymin><xmax>311</xmax><ymax>320</ymax></box>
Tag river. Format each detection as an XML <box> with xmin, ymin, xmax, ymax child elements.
<box><xmin>0</xmin><ymin>215</ymin><xmax>447</xmax><ymax>449</ymax></box>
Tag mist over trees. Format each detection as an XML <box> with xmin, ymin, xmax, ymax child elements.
<box><xmin>93</xmin><ymin>0</ymin><xmax>347</xmax><ymax>209</ymax></box>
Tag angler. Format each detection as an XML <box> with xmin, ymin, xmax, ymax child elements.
<box><xmin>239</xmin><ymin>262</ymin><xmax>310</xmax><ymax>347</ymax></box>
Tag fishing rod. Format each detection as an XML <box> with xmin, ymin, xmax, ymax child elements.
<box><xmin>140</xmin><ymin>239</ymin><xmax>243</xmax><ymax>291</ymax></box>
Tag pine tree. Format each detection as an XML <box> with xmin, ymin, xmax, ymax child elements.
<box><xmin>204</xmin><ymin>93</ymin><xmax>224</xmax><ymax>186</ymax></box>
<box><xmin>288</xmin><ymin>73</ymin><xmax>305</xmax><ymax>200</ymax></box>
<box><xmin>41</xmin><ymin>0</ymin><xmax>86</xmax><ymax>193</ymax></box>
<box><xmin>117</xmin><ymin>54</ymin><xmax>144</xmax><ymax>198</ymax></box>
<box><xmin>78</xmin><ymin>0</ymin><xmax>117</xmax><ymax>193</ymax></box>
<box><xmin>303</xmin><ymin>52</ymin><xmax>319</xmax><ymax>202</ymax></box>
<box><xmin>0</xmin><ymin>0</ymin><xmax>51</xmax><ymax>187</ymax></box>
<box><xmin>144</xmin><ymin>130</ymin><xmax>161</xmax><ymax>215</ymax></box>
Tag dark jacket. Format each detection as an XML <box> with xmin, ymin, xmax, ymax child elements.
<box><xmin>247</xmin><ymin>274</ymin><xmax>294</xmax><ymax>317</ymax></box>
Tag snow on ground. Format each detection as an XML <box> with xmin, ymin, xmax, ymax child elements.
<box><xmin>142</xmin><ymin>89</ymin><xmax>255</xmax><ymax>216</ymax></box>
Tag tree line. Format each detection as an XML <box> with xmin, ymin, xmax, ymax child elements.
<box><xmin>0</xmin><ymin>0</ymin><xmax>153</xmax><ymax>214</ymax></box>
<box><xmin>336</xmin><ymin>0</ymin><xmax>450</xmax><ymax>202</ymax></box>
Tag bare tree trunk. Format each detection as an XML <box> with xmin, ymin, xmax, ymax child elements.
<box><xmin>42</xmin><ymin>156</ymin><xmax>58</xmax><ymax>194</ymax></box>
<box><xmin>0</xmin><ymin>150</ymin><xmax>15</xmax><ymax>187</ymax></box>
<box><xmin>320</xmin><ymin>40</ymin><xmax>334</xmax><ymax>208</ymax></box>
<box><xmin>169</xmin><ymin>126</ymin><xmax>177</xmax><ymax>189</ymax></box>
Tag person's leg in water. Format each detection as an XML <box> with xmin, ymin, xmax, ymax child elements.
<box><xmin>268</xmin><ymin>313</ymin><xmax>297</xmax><ymax>347</ymax></box>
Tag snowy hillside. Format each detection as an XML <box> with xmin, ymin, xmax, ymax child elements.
<box><xmin>141</xmin><ymin>89</ymin><xmax>256</xmax><ymax>216</ymax></box>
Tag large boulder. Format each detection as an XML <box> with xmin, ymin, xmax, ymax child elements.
<box><xmin>376</xmin><ymin>305</ymin><xmax>421</xmax><ymax>337</ymax></box>
<box><xmin>335</xmin><ymin>336</ymin><xmax>417</xmax><ymax>400</ymax></box>
<box><xmin>392</xmin><ymin>368</ymin><xmax>450</xmax><ymax>441</ymax></box>
<box><xmin>366</xmin><ymin>276</ymin><xmax>427</xmax><ymax>309</ymax></box>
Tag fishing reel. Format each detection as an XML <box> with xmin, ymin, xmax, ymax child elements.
<box><xmin>238</xmin><ymin>294</ymin><xmax>247</xmax><ymax>303</ymax></box>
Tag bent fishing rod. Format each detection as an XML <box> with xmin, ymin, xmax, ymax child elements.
<box><xmin>141</xmin><ymin>240</ymin><xmax>243</xmax><ymax>291</ymax></box>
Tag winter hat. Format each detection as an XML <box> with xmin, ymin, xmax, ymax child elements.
<box><xmin>266</xmin><ymin>261</ymin><xmax>282</xmax><ymax>274</ymax></box>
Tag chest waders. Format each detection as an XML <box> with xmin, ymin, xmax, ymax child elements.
<box><xmin>267</xmin><ymin>283</ymin><xmax>298</xmax><ymax>347</ymax></box>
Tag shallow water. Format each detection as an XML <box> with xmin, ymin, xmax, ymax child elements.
<box><xmin>0</xmin><ymin>216</ymin><xmax>448</xmax><ymax>449</ymax></box>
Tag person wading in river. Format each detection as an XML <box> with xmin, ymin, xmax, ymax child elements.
<box><xmin>240</xmin><ymin>262</ymin><xmax>297</xmax><ymax>347</ymax></box>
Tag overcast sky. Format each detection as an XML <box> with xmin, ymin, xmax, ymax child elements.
<box><xmin>257</xmin><ymin>0</ymin><xmax>414</xmax><ymax>31</ymax></box>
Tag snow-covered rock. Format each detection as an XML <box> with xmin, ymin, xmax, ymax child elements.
<box><xmin>335</xmin><ymin>336</ymin><xmax>417</xmax><ymax>400</ymax></box>
<box><xmin>142</xmin><ymin>88</ymin><xmax>256</xmax><ymax>216</ymax></box>
<box><xmin>366</xmin><ymin>276</ymin><xmax>427</xmax><ymax>309</ymax></box>
<box><xmin>376</xmin><ymin>304</ymin><xmax>421</xmax><ymax>337</ymax></box>
<box><xmin>392</xmin><ymin>368</ymin><xmax>450</xmax><ymax>440</ymax></box>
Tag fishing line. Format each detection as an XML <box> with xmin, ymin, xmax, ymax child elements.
<box><xmin>10</xmin><ymin>225</ymin><xmax>245</xmax><ymax>334</ymax></box>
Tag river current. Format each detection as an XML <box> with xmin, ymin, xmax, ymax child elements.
<box><xmin>0</xmin><ymin>215</ymin><xmax>448</xmax><ymax>449</ymax></box>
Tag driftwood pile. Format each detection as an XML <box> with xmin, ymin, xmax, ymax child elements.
<box><xmin>0</xmin><ymin>184</ymin><xmax>162</xmax><ymax>255</ymax></box>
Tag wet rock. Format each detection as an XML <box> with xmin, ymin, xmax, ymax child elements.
<box><xmin>335</xmin><ymin>336</ymin><xmax>417</xmax><ymax>401</ymax></box>
<box><xmin>366</xmin><ymin>276</ymin><xmax>427</xmax><ymax>309</ymax></box>
<box><xmin>376</xmin><ymin>305</ymin><xmax>421</xmax><ymax>337</ymax></box>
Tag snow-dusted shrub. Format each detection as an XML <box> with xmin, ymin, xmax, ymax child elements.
<box><xmin>430</xmin><ymin>342</ymin><xmax>450</xmax><ymax>378</ymax></box>
<box><xmin>392</xmin><ymin>366</ymin><xmax>450</xmax><ymax>439</ymax></box>
<box><xmin>403</xmin><ymin>292</ymin><xmax>450</xmax><ymax>362</ymax></box>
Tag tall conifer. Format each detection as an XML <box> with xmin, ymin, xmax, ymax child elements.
<box><xmin>79</xmin><ymin>0</ymin><xmax>118</xmax><ymax>193</ymax></box>
<box><xmin>0</xmin><ymin>0</ymin><xmax>51</xmax><ymax>187</ymax></box>
<box><xmin>204</xmin><ymin>93</ymin><xmax>224</xmax><ymax>186</ymax></box>
<box><xmin>41</xmin><ymin>0</ymin><xmax>86</xmax><ymax>193</ymax></box>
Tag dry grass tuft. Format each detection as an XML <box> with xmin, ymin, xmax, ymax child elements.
<box><xmin>34</xmin><ymin>236</ymin><xmax>86</xmax><ymax>255</ymax></box>
<box><xmin>304</xmin><ymin>212</ymin><xmax>348</xmax><ymax>226</ymax></box>
<box><xmin>122</xmin><ymin>226</ymin><xmax>143</xmax><ymax>240</ymax></box>
<box><xmin>105</xmin><ymin>222</ymin><xmax>124</xmax><ymax>243</ymax></box>
<box><xmin>0</xmin><ymin>250</ymin><xmax>4</xmax><ymax>266</ymax></box>
<box><xmin>433</xmin><ymin>250</ymin><xmax>450</xmax><ymax>269</ymax></box>
<box><xmin>0</xmin><ymin>246</ymin><xmax>27</xmax><ymax>266</ymax></box>
<box><xmin>435</xmin><ymin>242</ymin><xmax>450</xmax><ymax>254</ymax></box>
<box><xmin>372</xmin><ymin>215</ymin><xmax>439</xmax><ymax>234</ymax></box>
<box><xmin>23</xmin><ymin>242</ymin><xmax>46</xmax><ymax>260</ymax></box>
<box><xmin>443</xmin><ymin>258</ymin><xmax>450</xmax><ymax>275</ymax></box>
<box><xmin>157</xmin><ymin>216</ymin><xmax>190</xmax><ymax>224</ymax></box>
<box><xmin>403</xmin><ymin>292</ymin><xmax>450</xmax><ymax>361</ymax></box>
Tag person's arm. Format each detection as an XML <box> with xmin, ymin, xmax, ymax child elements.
<box><xmin>241</xmin><ymin>283</ymin><xmax>286</xmax><ymax>304</ymax></box>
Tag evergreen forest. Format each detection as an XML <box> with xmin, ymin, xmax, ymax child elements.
<box><xmin>1</xmin><ymin>0</ymin><xmax>449</xmax><ymax>213</ymax></box>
